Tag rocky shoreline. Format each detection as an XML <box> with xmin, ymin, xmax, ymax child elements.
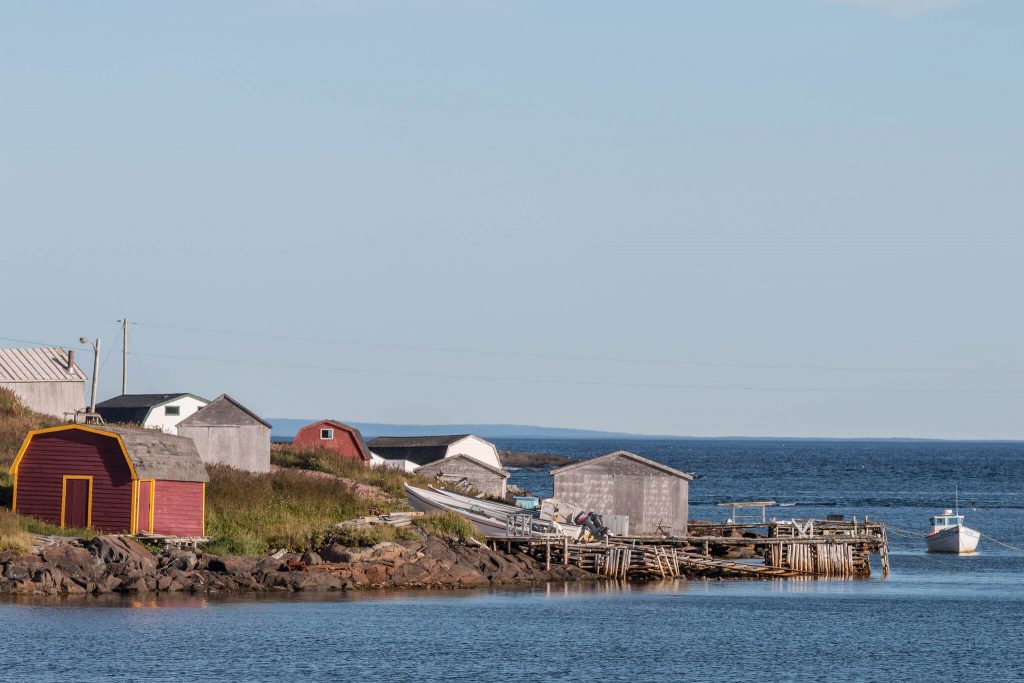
<box><xmin>0</xmin><ymin>531</ymin><xmax>600</xmax><ymax>597</ymax></box>
<box><xmin>498</xmin><ymin>450</ymin><xmax>574</xmax><ymax>468</ymax></box>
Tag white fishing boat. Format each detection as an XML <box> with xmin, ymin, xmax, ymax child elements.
<box><xmin>925</xmin><ymin>486</ymin><xmax>981</xmax><ymax>554</ymax></box>
<box><xmin>925</xmin><ymin>508</ymin><xmax>980</xmax><ymax>554</ymax></box>
<box><xmin>404</xmin><ymin>484</ymin><xmax>582</xmax><ymax>539</ymax></box>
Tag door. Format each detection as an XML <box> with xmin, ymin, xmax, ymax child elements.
<box><xmin>62</xmin><ymin>477</ymin><xmax>92</xmax><ymax>529</ymax></box>
<box><xmin>136</xmin><ymin>480</ymin><xmax>153</xmax><ymax>533</ymax></box>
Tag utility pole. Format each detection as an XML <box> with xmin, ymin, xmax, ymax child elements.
<box><xmin>120</xmin><ymin>318</ymin><xmax>128</xmax><ymax>395</ymax></box>
<box><xmin>79</xmin><ymin>337</ymin><xmax>100</xmax><ymax>414</ymax></box>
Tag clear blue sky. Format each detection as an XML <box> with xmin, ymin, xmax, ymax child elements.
<box><xmin>2</xmin><ymin>1</ymin><xmax>1022</xmax><ymax>438</ymax></box>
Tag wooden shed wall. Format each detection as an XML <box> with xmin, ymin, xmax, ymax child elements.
<box><xmin>152</xmin><ymin>480</ymin><xmax>204</xmax><ymax>537</ymax></box>
<box><xmin>1</xmin><ymin>381</ymin><xmax>84</xmax><ymax>419</ymax></box>
<box><xmin>552</xmin><ymin>456</ymin><xmax>688</xmax><ymax>535</ymax></box>
<box><xmin>178</xmin><ymin>424</ymin><xmax>270</xmax><ymax>473</ymax></box>
<box><xmin>14</xmin><ymin>430</ymin><xmax>133</xmax><ymax>532</ymax></box>
<box><xmin>416</xmin><ymin>458</ymin><xmax>507</xmax><ymax>498</ymax></box>
<box><xmin>293</xmin><ymin>422</ymin><xmax>365</xmax><ymax>462</ymax></box>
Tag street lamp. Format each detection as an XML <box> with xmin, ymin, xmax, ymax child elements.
<box><xmin>80</xmin><ymin>337</ymin><xmax>100</xmax><ymax>414</ymax></box>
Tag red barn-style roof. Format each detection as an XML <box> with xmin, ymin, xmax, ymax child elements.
<box><xmin>293</xmin><ymin>419</ymin><xmax>371</xmax><ymax>463</ymax></box>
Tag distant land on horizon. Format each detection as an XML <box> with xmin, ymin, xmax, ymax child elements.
<box><xmin>267</xmin><ymin>419</ymin><xmax>1023</xmax><ymax>443</ymax></box>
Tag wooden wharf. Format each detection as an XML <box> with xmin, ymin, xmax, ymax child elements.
<box><xmin>509</xmin><ymin>516</ymin><xmax>890</xmax><ymax>580</ymax></box>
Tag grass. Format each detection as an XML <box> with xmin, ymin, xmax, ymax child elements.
<box><xmin>271</xmin><ymin>444</ymin><xmax>436</xmax><ymax>498</ymax></box>
<box><xmin>329</xmin><ymin>523</ymin><xmax>419</xmax><ymax>548</ymax></box>
<box><xmin>203</xmin><ymin>463</ymin><xmax>413</xmax><ymax>556</ymax></box>
<box><xmin>0</xmin><ymin>508</ymin><xmax>33</xmax><ymax>554</ymax></box>
<box><xmin>412</xmin><ymin>511</ymin><xmax>487</xmax><ymax>544</ymax></box>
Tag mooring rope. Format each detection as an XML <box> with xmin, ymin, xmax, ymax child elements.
<box><xmin>885</xmin><ymin>524</ymin><xmax>1024</xmax><ymax>555</ymax></box>
<box><xmin>980</xmin><ymin>533</ymin><xmax>1024</xmax><ymax>554</ymax></box>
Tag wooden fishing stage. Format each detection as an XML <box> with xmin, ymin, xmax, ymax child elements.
<box><xmin>503</xmin><ymin>517</ymin><xmax>890</xmax><ymax>580</ymax></box>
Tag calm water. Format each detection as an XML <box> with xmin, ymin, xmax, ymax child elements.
<box><xmin>2</xmin><ymin>439</ymin><xmax>1023</xmax><ymax>682</ymax></box>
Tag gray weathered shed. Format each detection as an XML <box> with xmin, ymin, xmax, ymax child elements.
<box><xmin>414</xmin><ymin>454</ymin><xmax>510</xmax><ymax>499</ymax></box>
<box><xmin>550</xmin><ymin>451</ymin><xmax>692</xmax><ymax>536</ymax></box>
<box><xmin>0</xmin><ymin>347</ymin><xmax>86</xmax><ymax>418</ymax></box>
<box><xmin>176</xmin><ymin>394</ymin><xmax>271</xmax><ymax>473</ymax></box>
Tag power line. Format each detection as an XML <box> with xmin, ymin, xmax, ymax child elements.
<box><xmin>0</xmin><ymin>336</ymin><xmax>90</xmax><ymax>351</ymax></box>
<box><xmin>127</xmin><ymin>320</ymin><xmax>1022</xmax><ymax>376</ymax></box>
<box><xmin>127</xmin><ymin>350</ymin><xmax>1024</xmax><ymax>395</ymax></box>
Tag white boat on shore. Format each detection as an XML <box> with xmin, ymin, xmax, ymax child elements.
<box><xmin>404</xmin><ymin>484</ymin><xmax>582</xmax><ymax>539</ymax></box>
<box><xmin>925</xmin><ymin>508</ymin><xmax>980</xmax><ymax>554</ymax></box>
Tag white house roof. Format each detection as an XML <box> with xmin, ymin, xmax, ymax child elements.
<box><xmin>0</xmin><ymin>347</ymin><xmax>86</xmax><ymax>383</ymax></box>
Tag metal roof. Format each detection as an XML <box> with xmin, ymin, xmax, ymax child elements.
<box><xmin>0</xmin><ymin>347</ymin><xmax>86</xmax><ymax>383</ymax></box>
<box><xmin>549</xmin><ymin>450</ymin><xmax>694</xmax><ymax>480</ymax></box>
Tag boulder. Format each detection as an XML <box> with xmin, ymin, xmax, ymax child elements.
<box><xmin>319</xmin><ymin>544</ymin><xmax>357</xmax><ymax>563</ymax></box>
<box><xmin>86</xmin><ymin>536</ymin><xmax>158</xmax><ymax>573</ymax></box>
<box><xmin>41</xmin><ymin>544</ymin><xmax>105</xmax><ymax>581</ymax></box>
<box><xmin>300</xmin><ymin>551</ymin><xmax>322</xmax><ymax>566</ymax></box>
<box><xmin>207</xmin><ymin>556</ymin><xmax>259</xmax><ymax>575</ymax></box>
<box><xmin>165</xmin><ymin>549</ymin><xmax>198</xmax><ymax>572</ymax></box>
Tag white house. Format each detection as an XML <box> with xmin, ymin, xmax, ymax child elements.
<box><xmin>95</xmin><ymin>393</ymin><xmax>209</xmax><ymax>434</ymax></box>
<box><xmin>365</xmin><ymin>434</ymin><xmax>503</xmax><ymax>469</ymax></box>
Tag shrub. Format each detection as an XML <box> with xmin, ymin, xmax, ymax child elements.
<box><xmin>0</xmin><ymin>388</ymin><xmax>60</xmax><ymax>470</ymax></box>
<box><xmin>412</xmin><ymin>511</ymin><xmax>486</xmax><ymax>544</ymax></box>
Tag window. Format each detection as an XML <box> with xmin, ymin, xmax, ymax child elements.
<box><xmin>321</xmin><ymin>428</ymin><xmax>334</xmax><ymax>440</ymax></box>
<box><xmin>165</xmin><ymin>405</ymin><xmax>180</xmax><ymax>416</ymax></box>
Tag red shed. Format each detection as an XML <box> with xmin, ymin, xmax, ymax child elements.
<box><xmin>292</xmin><ymin>419</ymin><xmax>371</xmax><ymax>464</ymax></box>
<box><xmin>10</xmin><ymin>425</ymin><xmax>209</xmax><ymax>536</ymax></box>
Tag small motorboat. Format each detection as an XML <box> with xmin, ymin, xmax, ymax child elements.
<box><xmin>925</xmin><ymin>508</ymin><xmax>980</xmax><ymax>554</ymax></box>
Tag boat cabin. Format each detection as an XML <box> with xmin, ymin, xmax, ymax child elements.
<box><xmin>929</xmin><ymin>509</ymin><xmax>964</xmax><ymax>533</ymax></box>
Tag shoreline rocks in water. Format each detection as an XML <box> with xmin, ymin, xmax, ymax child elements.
<box><xmin>498</xmin><ymin>450</ymin><xmax>574</xmax><ymax>468</ymax></box>
<box><xmin>0</xmin><ymin>531</ymin><xmax>600</xmax><ymax>597</ymax></box>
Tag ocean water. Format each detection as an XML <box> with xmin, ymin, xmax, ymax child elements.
<box><xmin>2</xmin><ymin>439</ymin><xmax>1023</xmax><ymax>682</ymax></box>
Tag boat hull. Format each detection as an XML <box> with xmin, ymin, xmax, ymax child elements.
<box><xmin>925</xmin><ymin>525</ymin><xmax>980</xmax><ymax>554</ymax></box>
<box><xmin>405</xmin><ymin>485</ymin><xmax>510</xmax><ymax>536</ymax></box>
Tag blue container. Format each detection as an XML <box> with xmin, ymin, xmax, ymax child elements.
<box><xmin>514</xmin><ymin>496</ymin><xmax>540</xmax><ymax>510</ymax></box>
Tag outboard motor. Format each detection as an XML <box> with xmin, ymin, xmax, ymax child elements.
<box><xmin>574</xmin><ymin>511</ymin><xmax>610</xmax><ymax>541</ymax></box>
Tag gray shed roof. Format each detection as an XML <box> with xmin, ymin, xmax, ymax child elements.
<box><xmin>97</xmin><ymin>425</ymin><xmax>209</xmax><ymax>482</ymax></box>
<box><xmin>414</xmin><ymin>453</ymin><xmax>510</xmax><ymax>479</ymax></box>
<box><xmin>176</xmin><ymin>394</ymin><xmax>271</xmax><ymax>429</ymax></box>
<box><xmin>549</xmin><ymin>450</ymin><xmax>693</xmax><ymax>480</ymax></box>
<box><xmin>0</xmin><ymin>347</ymin><xmax>86</xmax><ymax>383</ymax></box>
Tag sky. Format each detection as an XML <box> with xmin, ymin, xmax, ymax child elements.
<box><xmin>1</xmin><ymin>0</ymin><xmax>1022</xmax><ymax>438</ymax></box>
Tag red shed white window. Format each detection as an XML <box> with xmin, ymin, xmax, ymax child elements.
<box><xmin>321</xmin><ymin>428</ymin><xmax>334</xmax><ymax>440</ymax></box>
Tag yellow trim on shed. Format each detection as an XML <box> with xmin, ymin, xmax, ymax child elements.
<box><xmin>10</xmin><ymin>425</ymin><xmax>139</xmax><ymax>532</ymax></box>
<box><xmin>60</xmin><ymin>475</ymin><xmax>94</xmax><ymax>529</ymax></box>
<box><xmin>201</xmin><ymin>482</ymin><xmax>207</xmax><ymax>536</ymax></box>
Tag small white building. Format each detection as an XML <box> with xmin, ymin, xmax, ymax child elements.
<box><xmin>95</xmin><ymin>393</ymin><xmax>209</xmax><ymax>434</ymax></box>
<box><xmin>0</xmin><ymin>347</ymin><xmax>86</xmax><ymax>418</ymax></box>
<box><xmin>365</xmin><ymin>434</ymin><xmax>503</xmax><ymax>469</ymax></box>
<box><xmin>368</xmin><ymin>452</ymin><xmax>419</xmax><ymax>473</ymax></box>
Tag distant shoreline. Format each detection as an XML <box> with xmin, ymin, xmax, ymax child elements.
<box><xmin>498</xmin><ymin>450</ymin><xmax>573</xmax><ymax>468</ymax></box>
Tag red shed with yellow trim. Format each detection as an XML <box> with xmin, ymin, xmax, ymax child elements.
<box><xmin>10</xmin><ymin>425</ymin><xmax>209</xmax><ymax>536</ymax></box>
<box><xmin>292</xmin><ymin>419</ymin><xmax>371</xmax><ymax>464</ymax></box>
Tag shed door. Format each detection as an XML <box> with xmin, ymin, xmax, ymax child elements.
<box><xmin>63</xmin><ymin>478</ymin><xmax>91</xmax><ymax>529</ymax></box>
<box><xmin>137</xmin><ymin>481</ymin><xmax>153</xmax><ymax>533</ymax></box>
